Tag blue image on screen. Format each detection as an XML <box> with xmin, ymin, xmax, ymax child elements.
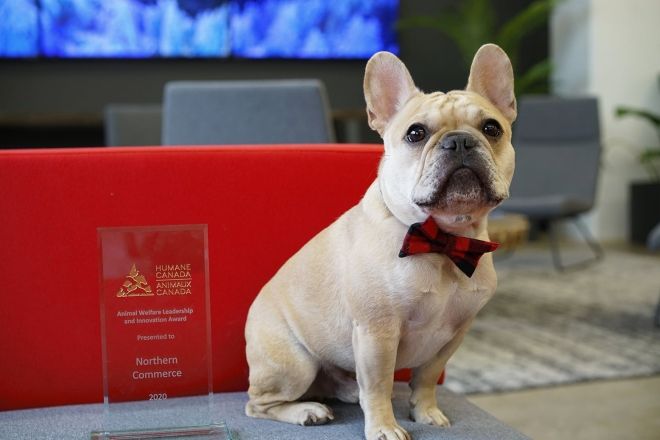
<box><xmin>40</xmin><ymin>0</ymin><xmax>231</xmax><ymax>58</ymax></box>
<box><xmin>0</xmin><ymin>0</ymin><xmax>39</xmax><ymax>57</ymax></box>
<box><xmin>231</xmin><ymin>0</ymin><xmax>399</xmax><ymax>59</ymax></box>
<box><xmin>0</xmin><ymin>0</ymin><xmax>398</xmax><ymax>59</ymax></box>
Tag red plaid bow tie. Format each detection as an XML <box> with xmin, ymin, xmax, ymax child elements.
<box><xmin>399</xmin><ymin>216</ymin><xmax>499</xmax><ymax>278</ymax></box>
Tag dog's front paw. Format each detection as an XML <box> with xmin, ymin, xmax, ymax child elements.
<box><xmin>366</xmin><ymin>422</ymin><xmax>411</xmax><ymax>440</ymax></box>
<box><xmin>410</xmin><ymin>404</ymin><xmax>450</xmax><ymax>427</ymax></box>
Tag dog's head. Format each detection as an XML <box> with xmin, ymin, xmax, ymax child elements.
<box><xmin>364</xmin><ymin>44</ymin><xmax>516</xmax><ymax>231</ymax></box>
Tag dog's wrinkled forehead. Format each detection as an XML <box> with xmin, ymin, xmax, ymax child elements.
<box><xmin>402</xmin><ymin>91</ymin><xmax>501</xmax><ymax>133</ymax></box>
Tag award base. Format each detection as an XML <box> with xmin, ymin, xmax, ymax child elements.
<box><xmin>92</xmin><ymin>394</ymin><xmax>231</xmax><ymax>440</ymax></box>
<box><xmin>91</xmin><ymin>422</ymin><xmax>230</xmax><ymax>440</ymax></box>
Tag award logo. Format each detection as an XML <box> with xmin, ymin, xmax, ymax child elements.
<box><xmin>117</xmin><ymin>264</ymin><xmax>153</xmax><ymax>297</ymax></box>
<box><xmin>116</xmin><ymin>263</ymin><xmax>194</xmax><ymax>298</ymax></box>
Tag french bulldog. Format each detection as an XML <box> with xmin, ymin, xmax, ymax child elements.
<box><xmin>245</xmin><ymin>43</ymin><xmax>516</xmax><ymax>440</ymax></box>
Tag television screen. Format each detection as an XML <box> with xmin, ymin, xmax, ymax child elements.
<box><xmin>40</xmin><ymin>0</ymin><xmax>231</xmax><ymax>58</ymax></box>
<box><xmin>0</xmin><ymin>0</ymin><xmax>398</xmax><ymax>59</ymax></box>
<box><xmin>231</xmin><ymin>0</ymin><xmax>399</xmax><ymax>59</ymax></box>
<box><xmin>0</xmin><ymin>0</ymin><xmax>39</xmax><ymax>57</ymax></box>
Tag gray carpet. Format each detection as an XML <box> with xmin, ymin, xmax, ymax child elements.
<box><xmin>0</xmin><ymin>386</ymin><xmax>529</xmax><ymax>440</ymax></box>
<box><xmin>445</xmin><ymin>247</ymin><xmax>660</xmax><ymax>395</ymax></box>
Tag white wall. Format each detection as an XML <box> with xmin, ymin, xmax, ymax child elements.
<box><xmin>552</xmin><ymin>0</ymin><xmax>660</xmax><ymax>241</ymax></box>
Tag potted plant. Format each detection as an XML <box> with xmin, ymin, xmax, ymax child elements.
<box><xmin>615</xmin><ymin>105</ymin><xmax>660</xmax><ymax>244</ymax></box>
<box><xmin>398</xmin><ymin>0</ymin><xmax>556</xmax><ymax>95</ymax></box>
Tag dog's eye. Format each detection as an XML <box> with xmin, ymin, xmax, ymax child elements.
<box><xmin>482</xmin><ymin>119</ymin><xmax>502</xmax><ymax>138</ymax></box>
<box><xmin>405</xmin><ymin>124</ymin><xmax>427</xmax><ymax>144</ymax></box>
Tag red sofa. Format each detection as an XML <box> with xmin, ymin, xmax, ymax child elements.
<box><xmin>0</xmin><ymin>145</ymin><xmax>386</xmax><ymax>410</ymax></box>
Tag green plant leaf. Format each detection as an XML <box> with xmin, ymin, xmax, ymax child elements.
<box><xmin>515</xmin><ymin>59</ymin><xmax>552</xmax><ymax>95</ymax></box>
<box><xmin>639</xmin><ymin>150</ymin><xmax>660</xmax><ymax>180</ymax></box>
<box><xmin>397</xmin><ymin>16</ymin><xmax>451</xmax><ymax>30</ymax></box>
<box><xmin>640</xmin><ymin>149</ymin><xmax>660</xmax><ymax>162</ymax></box>
<box><xmin>398</xmin><ymin>14</ymin><xmax>467</xmax><ymax>65</ymax></box>
<box><xmin>398</xmin><ymin>0</ymin><xmax>497</xmax><ymax>66</ymax></box>
<box><xmin>496</xmin><ymin>0</ymin><xmax>556</xmax><ymax>68</ymax></box>
<box><xmin>615</xmin><ymin>107</ymin><xmax>660</xmax><ymax>128</ymax></box>
<box><xmin>455</xmin><ymin>0</ymin><xmax>497</xmax><ymax>63</ymax></box>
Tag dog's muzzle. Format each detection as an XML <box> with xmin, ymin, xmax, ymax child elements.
<box><xmin>413</xmin><ymin>131</ymin><xmax>504</xmax><ymax>208</ymax></box>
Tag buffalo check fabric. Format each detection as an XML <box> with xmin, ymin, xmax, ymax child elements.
<box><xmin>399</xmin><ymin>216</ymin><xmax>499</xmax><ymax>278</ymax></box>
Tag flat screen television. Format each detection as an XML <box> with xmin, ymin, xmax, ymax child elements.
<box><xmin>0</xmin><ymin>0</ymin><xmax>398</xmax><ymax>59</ymax></box>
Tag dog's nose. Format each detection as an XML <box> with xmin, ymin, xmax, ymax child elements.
<box><xmin>440</xmin><ymin>133</ymin><xmax>477</xmax><ymax>152</ymax></box>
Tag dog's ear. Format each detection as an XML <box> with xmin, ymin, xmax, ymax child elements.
<box><xmin>466</xmin><ymin>44</ymin><xmax>517</xmax><ymax>122</ymax></box>
<box><xmin>364</xmin><ymin>51</ymin><xmax>418</xmax><ymax>135</ymax></box>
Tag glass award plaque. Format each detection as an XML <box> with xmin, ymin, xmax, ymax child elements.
<box><xmin>98</xmin><ymin>225</ymin><xmax>229</xmax><ymax>439</ymax></box>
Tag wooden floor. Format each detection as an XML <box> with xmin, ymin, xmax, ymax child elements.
<box><xmin>469</xmin><ymin>375</ymin><xmax>660</xmax><ymax>440</ymax></box>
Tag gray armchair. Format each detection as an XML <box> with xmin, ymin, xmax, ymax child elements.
<box><xmin>498</xmin><ymin>96</ymin><xmax>604</xmax><ymax>270</ymax></box>
<box><xmin>162</xmin><ymin>79</ymin><xmax>335</xmax><ymax>145</ymax></box>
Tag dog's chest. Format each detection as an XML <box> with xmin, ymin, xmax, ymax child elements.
<box><xmin>394</xmin><ymin>259</ymin><xmax>494</xmax><ymax>368</ymax></box>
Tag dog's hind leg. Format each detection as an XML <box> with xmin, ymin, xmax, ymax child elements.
<box><xmin>245</xmin><ymin>313</ymin><xmax>334</xmax><ymax>426</ymax></box>
<box><xmin>302</xmin><ymin>366</ymin><xmax>360</xmax><ymax>404</ymax></box>
<box><xmin>325</xmin><ymin>366</ymin><xmax>360</xmax><ymax>404</ymax></box>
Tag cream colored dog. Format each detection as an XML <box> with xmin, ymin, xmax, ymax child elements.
<box><xmin>245</xmin><ymin>44</ymin><xmax>516</xmax><ymax>440</ymax></box>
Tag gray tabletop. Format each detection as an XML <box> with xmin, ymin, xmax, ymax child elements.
<box><xmin>0</xmin><ymin>384</ymin><xmax>529</xmax><ymax>439</ymax></box>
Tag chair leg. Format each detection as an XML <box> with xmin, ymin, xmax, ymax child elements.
<box><xmin>546</xmin><ymin>221</ymin><xmax>562</xmax><ymax>270</ymax></box>
<box><xmin>547</xmin><ymin>217</ymin><xmax>604</xmax><ymax>271</ymax></box>
<box><xmin>574</xmin><ymin>216</ymin><xmax>605</xmax><ymax>259</ymax></box>
<box><xmin>655</xmin><ymin>292</ymin><xmax>660</xmax><ymax>328</ymax></box>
